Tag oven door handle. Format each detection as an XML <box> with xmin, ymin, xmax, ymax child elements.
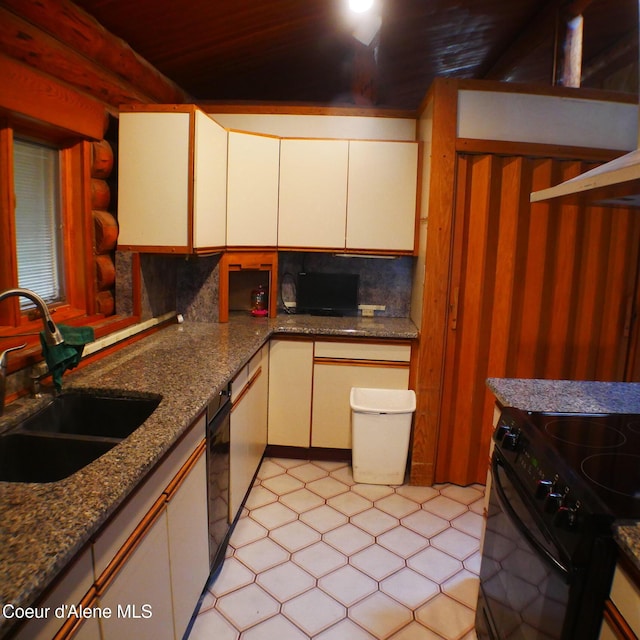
<box><xmin>492</xmin><ymin>454</ymin><xmax>571</xmax><ymax>578</ymax></box>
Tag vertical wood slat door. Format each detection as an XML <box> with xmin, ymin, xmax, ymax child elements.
<box><xmin>436</xmin><ymin>153</ymin><xmax>640</xmax><ymax>485</ymax></box>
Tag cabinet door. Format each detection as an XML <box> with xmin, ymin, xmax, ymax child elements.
<box><xmin>227</xmin><ymin>131</ymin><xmax>280</xmax><ymax>246</ymax></box>
<box><xmin>278</xmin><ymin>139</ymin><xmax>348</xmax><ymax>249</ymax></box>
<box><xmin>346</xmin><ymin>140</ymin><xmax>418</xmax><ymax>252</ymax></box>
<box><xmin>311</xmin><ymin>364</ymin><xmax>410</xmax><ymax>449</ymax></box>
<box><xmin>167</xmin><ymin>453</ymin><xmax>209</xmax><ymax>639</ymax></box>
<box><xmin>118</xmin><ymin>111</ymin><xmax>191</xmax><ymax>251</ymax></box>
<box><xmin>193</xmin><ymin>110</ymin><xmax>228</xmax><ymax>250</ymax></box>
<box><xmin>14</xmin><ymin>548</ymin><xmax>98</xmax><ymax>640</ymax></box>
<box><xmin>230</xmin><ymin>347</ymin><xmax>268</xmax><ymax>519</ymax></box>
<box><xmin>268</xmin><ymin>339</ymin><xmax>313</xmax><ymax>447</ymax></box>
<box><xmin>99</xmin><ymin>511</ymin><xmax>174</xmax><ymax>640</ymax></box>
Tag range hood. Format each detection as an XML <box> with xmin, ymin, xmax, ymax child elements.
<box><xmin>530</xmin><ymin>147</ymin><xmax>640</xmax><ymax>207</ymax></box>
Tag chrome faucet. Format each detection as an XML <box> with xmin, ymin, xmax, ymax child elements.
<box><xmin>0</xmin><ymin>288</ymin><xmax>64</xmax><ymax>415</ymax></box>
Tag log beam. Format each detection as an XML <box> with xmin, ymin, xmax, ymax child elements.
<box><xmin>0</xmin><ymin>0</ymin><xmax>191</xmax><ymax>107</ymax></box>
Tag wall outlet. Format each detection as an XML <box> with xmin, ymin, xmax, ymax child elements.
<box><xmin>359</xmin><ymin>304</ymin><xmax>385</xmax><ymax>317</ymax></box>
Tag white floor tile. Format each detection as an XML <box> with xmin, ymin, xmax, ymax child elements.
<box><xmin>282</xmin><ymin>589</ymin><xmax>346</xmax><ymax>636</ymax></box>
<box><xmin>190</xmin><ymin>458</ymin><xmax>486</xmax><ymax>640</ymax></box>
<box><xmin>291</xmin><ymin>541</ymin><xmax>347</xmax><ymax>578</ymax></box>
<box><xmin>241</xmin><ymin>613</ymin><xmax>309</xmax><ymax>640</ymax></box>
<box><xmin>287</xmin><ymin>461</ymin><xmax>329</xmax><ymax>483</ymax></box>
<box><xmin>350</xmin><ymin>545</ymin><xmax>405</xmax><ymax>581</ymax></box>
<box><xmin>261</xmin><ymin>473</ymin><xmax>305</xmax><ymax>496</ymax></box>
<box><xmin>323</xmin><ymin>523</ymin><xmax>374</xmax><ymax>555</ymax></box>
<box><xmin>228</xmin><ymin>515</ymin><xmax>268</xmax><ymax>548</ymax></box>
<box><xmin>422</xmin><ymin>495</ymin><xmax>468</xmax><ymax>520</ymax></box>
<box><xmin>318</xmin><ymin>564</ymin><xmax>377</xmax><ymax>607</ymax></box>
<box><xmin>442</xmin><ymin>569</ymin><xmax>480</xmax><ymax>609</ymax></box>
<box><xmin>327</xmin><ymin>491</ymin><xmax>372</xmax><ymax>516</ymax></box>
<box><xmin>315</xmin><ymin>618</ymin><xmax>376</xmax><ymax>639</ymax></box>
<box><xmin>377</xmin><ymin>526</ymin><xmax>429</xmax><ymax>559</ymax></box>
<box><xmin>350</xmin><ymin>507</ymin><xmax>399</xmax><ymax>536</ymax></box>
<box><xmin>416</xmin><ymin>593</ymin><xmax>475</xmax><ymax>639</ymax></box>
<box><xmin>431</xmin><ymin>528</ymin><xmax>481</xmax><ymax>561</ymax></box>
<box><xmin>208</xmin><ymin>557</ymin><xmax>255</xmax><ymax>598</ymax></box>
<box><xmin>380</xmin><ymin>567</ymin><xmax>439</xmax><ymax>609</ymax></box>
<box><xmin>249</xmin><ymin>501</ymin><xmax>298</xmax><ymax>529</ymax></box>
<box><xmin>215</xmin><ymin>583</ymin><xmax>279</xmax><ymax>631</ymax></box>
<box><xmin>279</xmin><ymin>487</ymin><xmax>325</xmax><ymax>513</ymax></box>
<box><xmin>306</xmin><ymin>476</ymin><xmax>350</xmax><ymax>499</ymax></box>
<box><xmin>375</xmin><ymin>493</ymin><xmax>421</xmax><ymax>518</ymax></box>
<box><xmin>269</xmin><ymin>519</ymin><xmax>321</xmax><ymax>552</ymax></box>
<box><xmin>299</xmin><ymin>504</ymin><xmax>348</xmax><ymax>533</ymax></box>
<box><xmin>188</xmin><ymin>607</ymin><xmax>239</xmax><ymax>640</ymax></box>
<box><xmin>408</xmin><ymin>547</ymin><xmax>463</xmax><ymax>583</ymax></box>
<box><xmin>401</xmin><ymin>509</ymin><xmax>449</xmax><ymax>538</ymax></box>
<box><xmin>257</xmin><ymin>562</ymin><xmax>315</xmax><ymax>601</ymax></box>
<box><xmin>349</xmin><ymin>592</ymin><xmax>413</xmax><ymax>639</ymax></box>
<box><xmin>234</xmin><ymin>537</ymin><xmax>289</xmax><ymax>573</ymax></box>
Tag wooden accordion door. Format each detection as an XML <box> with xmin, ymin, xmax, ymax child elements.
<box><xmin>436</xmin><ymin>153</ymin><xmax>640</xmax><ymax>485</ymax></box>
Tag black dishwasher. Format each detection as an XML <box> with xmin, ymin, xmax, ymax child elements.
<box><xmin>206</xmin><ymin>385</ymin><xmax>232</xmax><ymax>575</ymax></box>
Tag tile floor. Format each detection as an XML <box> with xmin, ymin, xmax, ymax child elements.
<box><xmin>189</xmin><ymin>458</ymin><xmax>485</xmax><ymax>640</ymax></box>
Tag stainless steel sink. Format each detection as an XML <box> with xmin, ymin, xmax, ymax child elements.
<box><xmin>0</xmin><ymin>391</ymin><xmax>162</xmax><ymax>483</ymax></box>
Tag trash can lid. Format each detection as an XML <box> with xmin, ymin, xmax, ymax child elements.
<box><xmin>350</xmin><ymin>387</ymin><xmax>416</xmax><ymax>413</ymax></box>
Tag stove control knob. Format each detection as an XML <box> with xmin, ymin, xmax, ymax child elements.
<box><xmin>535</xmin><ymin>479</ymin><xmax>555</xmax><ymax>500</ymax></box>
<box><xmin>501</xmin><ymin>429</ymin><xmax>520</xmax><ymax>451</ymax></box>
<box><xmin>495</xmin><ymin>423</ymin><xmax>510</xmax><ymax>442</ymax></box>
<box><xmin>544</xmin><ymin>492</ymin><xmax>564</xmax><ymax>514</ymax></box>
<box><xmin>554</xmin><ymin>502</ymin><xmax>580</xmax><ymax>530</ymax></box>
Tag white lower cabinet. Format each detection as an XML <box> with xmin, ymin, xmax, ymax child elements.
<box><xmin>268</xmin><ymin>338</ymin><xmax>413</xmax><ymax>451</ymax></box>
<box><xmin>311</xmin><ymin>362</ymin><xmax>410</xmax><ymax>449</ymax></box>
<box><xmin>166</xmin><ymin>453</ymin><xmax>209</xmax><ymax>639</ymax></box>
<box><xmin>13</xmin><ymin>547</ymin><xmax>99</xmax><ymax>640</ymax></box>
<box><xmin>230</xmin><ymin>344</ymin><xmax>269</xmax><ymax>519</ymax></box>
<box><xmin>600</xmin><ymin>561</ymin><xmax>640</xmax><ymax>639</ymax></box>
<box><xmin>267</xmin><ymin>339</ymin><xmax>313</xmax><ymax>447</ymax></box>
<box><xmin>98</xmin><ymin>510</ymin><xmax>174</xmax><ymax>640</ymax></box>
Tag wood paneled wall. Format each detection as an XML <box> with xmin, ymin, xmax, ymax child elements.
<box><xmin>435</xmin><ymin>152</ymin><xmax>640</xmax><ymax>485</ymax></box>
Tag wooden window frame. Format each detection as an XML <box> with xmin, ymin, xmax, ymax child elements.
<box><xmin>0</xmin><ymin>115</ymin><xmax>139</xmax><ymax>373</ymax></box>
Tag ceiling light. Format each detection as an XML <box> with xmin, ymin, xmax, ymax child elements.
<box><xmin>349</xmin><ymin>0</ymin><xmax>374</xmax><ymax>13</ymax></box>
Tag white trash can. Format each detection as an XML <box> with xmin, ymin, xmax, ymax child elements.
<box><xmin>350</xmin><ymin>387</ymin><xmax>416</xmax><ymax>485</ymax></box>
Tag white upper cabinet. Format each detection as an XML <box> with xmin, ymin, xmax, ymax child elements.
<box><xmin>117</xmin><ymin>106</ymin><xmax>227</xmax><ymax>254</ymax></box>
<box><xmin>346</xmin><ymin>140</ymin><xmax>418</xmax><ymax>252</ymax></box>
<box><xmin>278</xmin><ymin>138</ymin><xmax>349</xmax><ymax>249</ymax></box>
<box><xmin>226</xmin><ymin>130</ymin><xmax>280</xmax><ymax>247</ymax></box>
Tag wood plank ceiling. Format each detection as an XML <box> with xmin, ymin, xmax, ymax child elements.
<box><xmin>73</xmin><ymin>0</ymin><xmax>638</xmax><ymax>110</ymax></box>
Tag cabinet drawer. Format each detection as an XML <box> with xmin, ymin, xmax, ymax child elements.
<box><xmin>314</xmin><ymin>340</ymin><xmax>411</xmax><ymax>362</ymax></box>
<box><xmin>232</xmin><ymin>345</ymin><xmax>266</xmax><ymax>402</ymax></box>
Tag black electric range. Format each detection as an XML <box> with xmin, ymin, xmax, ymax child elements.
<box><xmin>511</xmin><ymin>409</ymin><xmax>640</xmax><ymax>521</ymax></box>
<box><xmin>477</xmin><ymin>408</ymin><xmax>640</xmax><ymax>640</ymax></box>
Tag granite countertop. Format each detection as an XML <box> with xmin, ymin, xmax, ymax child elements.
<box><xmin>487</xmin><ymin>377</ymin><xmax>640</xmax><ymax>577</ymax></box>
<box><xmin>0</xmin><ymin>313</ymin><xmax>417</xmax><ymax>632</ymax></box>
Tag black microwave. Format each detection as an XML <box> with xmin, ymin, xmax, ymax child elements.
<box><xmin>296</xmin><ymin>272</ymin><xmax>359</xmax><ymax>316</ymax></box>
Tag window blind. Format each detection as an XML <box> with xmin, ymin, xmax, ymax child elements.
<box><xmin>13</xmin><ymin>139</ymin><xmax>64</xmax><ymax>310</ymax></box>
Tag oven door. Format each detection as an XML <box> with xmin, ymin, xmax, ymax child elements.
<box><xmin>477</xmin><ymin>450</ymin><xmax>578</xmax><ymax>640</ymax></box>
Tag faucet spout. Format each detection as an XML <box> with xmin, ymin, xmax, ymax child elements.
<box><xmin>0</xmin><ymin>288</ymin><xmax>64</xmax><ymax>346</ymax></box>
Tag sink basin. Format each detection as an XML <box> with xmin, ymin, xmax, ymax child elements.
<box><xmin>0</xmin><ymin>391</ymin><xmax>162</xmax><ymax>483</ymax></box>
<box><xmin>18</xmin><ymin>392</ymin><xmax>162</xmax><ymax>439</ymax></box>
<box><xmin>0</xmin><ymin>432</ymin><xmax>119</xmax><ymax>483</ymax></box>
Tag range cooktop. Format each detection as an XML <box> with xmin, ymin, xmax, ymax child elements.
<box><xmin>523</xmin><ymin>411</ymin><xmax>640</xmax><ymax>520</ymax></box>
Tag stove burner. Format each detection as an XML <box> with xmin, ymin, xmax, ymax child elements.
<box><xmin>544</xmin><ymin>419</ymin><xmax>627</xmax><ymax>449</ymax></box>
<box><xmin>581</xmin><ymin>454</ymin><xmax>640</xmax><ymax>498</ymax></box>
<box><xmin>627</xmin><ymin>420</ymin><xmax>640</xmax><ymax>435</ymax></box>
